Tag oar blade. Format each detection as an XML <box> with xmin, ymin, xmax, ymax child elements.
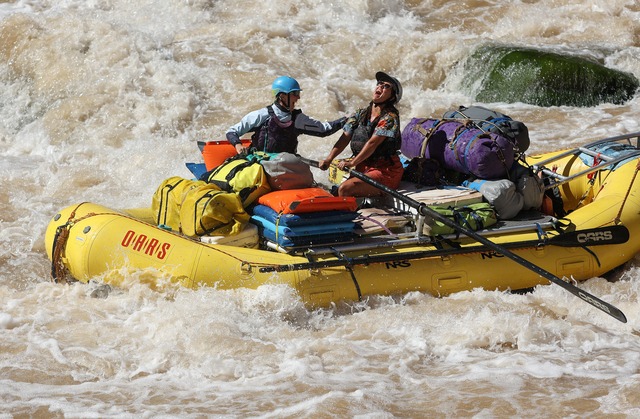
<box><xmin>550</xmin><ymin>225</ymin><xmax>630</xmax><ymax>247</ymax></box>
<box><xmin>576</xmin><ymin>289</ymin><xmax>628</xmax><ymax>323</ymax></box>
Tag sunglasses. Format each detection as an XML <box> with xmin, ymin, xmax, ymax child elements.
<box><xmin>376</xmin><ymin>81</ymin><xmax>394</xmax><ymax>90</ymax></box>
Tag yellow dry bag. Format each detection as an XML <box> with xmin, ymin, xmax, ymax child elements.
<box><xmin>151</xmin><ymin>176</ymin><xmax>206</xmax><ymax>231</ymax></box>
<box><xmin>179</xmin><ymin>183</ymin><xmax>250</xmax><ymax>237</ymax></box>
<box><xmin>202</xmin><ymin>155</ymin><xmax>271</xmax><ymax>207</ymax></box>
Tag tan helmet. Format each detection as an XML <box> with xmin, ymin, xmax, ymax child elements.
<box><xmin>376</xmin><ymin>71</ymin><xmax>403</xmax><ymax>104</ymax></box>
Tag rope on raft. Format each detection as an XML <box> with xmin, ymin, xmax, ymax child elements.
<box><xmin>614</xmin><ymin>160</ymin><xmax>640</xmax><ymax>225</ymax></box>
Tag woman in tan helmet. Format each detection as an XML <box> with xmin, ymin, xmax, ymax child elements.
<box><xmin>319</xmin><ymin>71</ymin><xmax>404</xmax><ymax>197</ymax></box>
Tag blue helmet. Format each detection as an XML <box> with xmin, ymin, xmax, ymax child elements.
<box><xmin>272</xmin><ymin>76</ymin><xmax>301</xmax><ymax>97</ymax></box>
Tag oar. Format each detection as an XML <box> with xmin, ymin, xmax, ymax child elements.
<box><xmin>302</xmin><ymin>157</ymin><xmax>628</xmax><ymax>323</ymax></box>
<box><xmin>259</xmin><ymin>225</ymin><xmax>630</xmax><ymax>273</ymax></box>
<box><xmin>549</xmin><ymin>225</ymin><xmax>629</xmax><ymax>247</ymax></box>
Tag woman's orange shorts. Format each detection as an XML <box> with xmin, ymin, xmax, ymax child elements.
<box><xmin>355</xmin><ymin>155</ymin><xmax>404</xmax><ymax>189</ymax></box>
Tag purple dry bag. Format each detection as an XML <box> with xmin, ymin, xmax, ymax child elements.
<box><xmin>401</xmin><ymin>118</ymin><xmax>516</xmax><ymax>179</ymax></box>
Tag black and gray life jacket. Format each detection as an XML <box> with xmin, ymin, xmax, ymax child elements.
<box><xmin>251</xmin><ymin>105</ymin><xmax>301</xmax><ymax>153</ymax></box>
<box><xmin>350</xmin><ymin>104</ymin><xmax>400</xmax><ymax>161</ymax></box>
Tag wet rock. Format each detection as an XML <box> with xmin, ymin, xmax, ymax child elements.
<box><xmin>90</xmin><ymin>283</ymin><xmax>112</xmax><ymax>299</ymax></box>
<box><xmin>462</xmin><ymin>46</ymin><xmax>638</xmax><ymax>107</ymax></box>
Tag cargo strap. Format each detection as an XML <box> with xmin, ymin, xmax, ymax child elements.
<box><xmin>448</xmin><ymin>120</ymin><xmax>510</xmax><ymax>178</ymax></box>
<box><xmin>157</xmin><ymin>178</ymin><xmax>185</xmax><ymax>226</ymax></box>
<box><xmin>443</xmin><ymin>113</ymin><xmax>518</xmax><ymax>148</ymax></box>
<box><xmin>328</xmin><ymin>249</ymin><xmax>362</xmax><ymax>301</ymax></box>
<box><xmin>355</xmin><ymin>213</ymin><xmax>398</xmax><ymax>237</ymax></box>
<box><xmin>448</xmin><ymin>119</ymin><xmax>475</xmax><ymax>150</ymax></box>
<box><xmin>410</xmin><ymin>118</ymin><xmax>442</xmax><ymax>157</ymax></box>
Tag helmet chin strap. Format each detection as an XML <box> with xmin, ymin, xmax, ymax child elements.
<box><xmin>373</xmin><ymin>89</ymin><xmax>397</xmax><ymax>107</ymax></box>
<box><xmin>277</xmin><ymin>93</ymin><xmax>294</xmax><ymax>111</ymax></box>
<box><xmin>373</xmin><ymin>96</ymin><xmax>396</xmax><ymax>107</ymax></box>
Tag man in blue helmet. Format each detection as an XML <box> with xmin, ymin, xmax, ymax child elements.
<box><xmin>226</xmin><ymin>76</ymin><xmax>347</xmax><ymax>154</ymax></box>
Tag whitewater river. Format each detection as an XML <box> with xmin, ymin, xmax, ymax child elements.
<box><xmin>2</xmin><ymin>0</ymin><xmax>640</xmax><ymax>417</ymax></box>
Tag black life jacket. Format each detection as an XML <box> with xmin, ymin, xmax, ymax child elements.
<box><xmin>251</xmin><ymin>105</ymin><xmax>301</xmax><ymax>153</ymax></box>
<box><xmin>349</xmin><ymin>103</ymin><xmax>400</xmax><ymax>161</ymax></box>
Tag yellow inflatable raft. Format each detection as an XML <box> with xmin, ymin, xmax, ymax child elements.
<box><xmin>45</xmin><ymin>134</ymin><xmax>640</xmax><ymax>320</ymax></box>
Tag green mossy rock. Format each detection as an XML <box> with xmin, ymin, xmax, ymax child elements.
<box><xmin>463</xmin><ymin>46</ymin><xmax>638</xmax><ymax>107</ymax></box>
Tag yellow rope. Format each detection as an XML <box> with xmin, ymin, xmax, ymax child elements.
<box><xmin>614</xmin><ymin>160</ymin><xmax>640</xmax><ymax>224</ymax></box>
<box><xmin>50</xmin><ymin>202</ymin><xmax>87</xmax><ymax>284</ymax></box>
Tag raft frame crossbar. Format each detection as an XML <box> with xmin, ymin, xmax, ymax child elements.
<box><xmin>303</xmin><ymin>218</ymin><xmax>557</xmax><ymax>257</ymax></box>
<box><xmin>532</xmin><ymin>132</ymin><xmax>640</xmax><ymax>190</ymax></box>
